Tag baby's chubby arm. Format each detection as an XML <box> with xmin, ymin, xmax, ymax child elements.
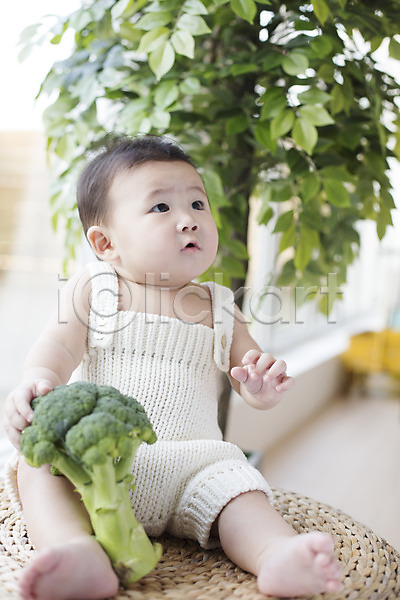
<box><xmin>229</xmin><ymin>305</ymin><xmax>294</xmax><ymax>410</ymax></box>
<box><xmin>3</xmin><ymin>269</ymin><xmax>91</xmax><ymax>448</ymax></box>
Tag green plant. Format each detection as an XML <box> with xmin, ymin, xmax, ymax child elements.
<box><xmin>21</xmin><ymin>0</ymin><xmax>400</xmax><ymax>310</ymax></box>
<box><xmin>20</xmin><ymin>381</ymin><xmax>162</xmax><ymax>586</ymax></box>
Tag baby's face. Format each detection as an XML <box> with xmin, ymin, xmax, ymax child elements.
<box><xmin>105</xmin><ymin>160</ymin><xmax>219</xmax><ymax>287</ymax></box>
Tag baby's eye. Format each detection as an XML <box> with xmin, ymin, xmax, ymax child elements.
<box><xmin>151</xmin><ymin>203</ymin><xmax>170</xmax><ymax>213</ymax></box>
<box><xmin>192</xmin><ymin>200</ymin><xmax>205</xmax><ymax>210</ymax></box>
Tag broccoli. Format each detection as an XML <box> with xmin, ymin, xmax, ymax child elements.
<box><xmin>20</xmin><ymin>381</ymin><xmax>162</xmax><ymax>586</ymax></box>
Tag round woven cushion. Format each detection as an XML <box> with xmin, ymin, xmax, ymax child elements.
<box><xmin>0</xmin><ymin>481</ymin><xmax>399</xmax><ymax>599</ymax></box>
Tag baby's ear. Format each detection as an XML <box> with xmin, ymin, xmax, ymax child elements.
<box><xmin>86</xmin><ymin>226</ymin><xmax>117</xmax><ymax>260</ymax></box>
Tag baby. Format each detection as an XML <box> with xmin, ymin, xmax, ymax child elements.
<box><xmin>3</xmin><ymin>135</ymin><xmax>342</xmax><ymax>600</ymax></box>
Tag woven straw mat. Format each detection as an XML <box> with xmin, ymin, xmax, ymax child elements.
<box><xmin>0</xmin><ymin>480</ymin><xmax>399</xmax><ymax>600</ymax></box>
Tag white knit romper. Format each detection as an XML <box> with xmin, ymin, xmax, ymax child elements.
<box><xmin>79</xmin><ymin>261</ymin><xmax>273</xmax><ymax>548</ymax></box>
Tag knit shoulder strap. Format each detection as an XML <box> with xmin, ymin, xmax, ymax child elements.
<box><xmin>86</xmin><ymin>261</ymin><xmax>119</xmax><ymax>348</ymax></box>
<box><xmin>202</xmin><ymin>281</ymin><xmax>235</xmax><ymax>372</ymax></box>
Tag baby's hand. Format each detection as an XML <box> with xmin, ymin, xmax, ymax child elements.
<box><xmin>231</xmin><ymin>350</ymin><xmax>294</xmax><ymax>409</ymax></box>
<box><xmin>3</xmin><ymin>380</ymin><xmax>53</xmax><ymax>449</ymax></box>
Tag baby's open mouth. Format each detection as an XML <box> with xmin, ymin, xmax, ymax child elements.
<box><xmin>183</xmin><ymin>242</ymin><xmax>200</xmax><ymax>250</ymax></box>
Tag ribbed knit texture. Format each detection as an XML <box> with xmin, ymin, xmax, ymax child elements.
<box><xmin>79</xmin><ymin>262</ymin><xmax>273</xmax><ymax>548</ymax></box>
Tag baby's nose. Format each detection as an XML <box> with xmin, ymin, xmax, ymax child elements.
<box><xmin>180</xmin><ymin>223</ymin><xmax>198</xmax><ymax>232</ymax></box>
<box><xmin>177</xmin><ymin>216</ymin><xmax>198</xmax><ymax>232</ymax></box>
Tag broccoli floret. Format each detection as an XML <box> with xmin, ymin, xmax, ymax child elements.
<box><xmin>20</xmin><ymin>381</ymin><xmax>162</xmax><ymax>586</ymax></box>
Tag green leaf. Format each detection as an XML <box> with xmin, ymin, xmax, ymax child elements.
<box><xmin>225</xmin><ymin>238</ymin><xmax>249</xmax><ymax>259</ymax></box>
<box><xmin>323</xmin><ymin>179</ymin><xmax>350</xmax><ymax>207</ymax></box>
<box><xmin>292</xmin><ymin>118</ymin><xmax>318</xmax><ymax>155</ymax></box>
<box><xmin>257</xmin><ymin>187</ymin><xmax>273</xmax><ymax>226</ymax></box>
<box><xmin>270</xmin><ymin>181</ymin><xmax>292</xmax><ymax>202</ymax></box>
<box><xmin>301</xmin><ymin>202</ymin><xmax>324</xmax><ymax>231</ymax></box>
<box><xmin>310</xmin><ymin>35</ymin><xmax>333</xmax><ymax>57</ymax></box>
<box><xmin>320</xmin><ymin>166</ymin><xmax>354</xmax><ymax>183</ymax></box>
<box><xmin>301</xmin><ymin>173</ymin><xmax>320</xmax><ymax>202</ymax></box>
<box><xmin>270</xmin><ymin>109</ymin><xmax>295</xmax><ymax>139</ymax></box>
<box><xmin>90</xmin><ymin>0</ymin><xmax>115</xmax><ymax>22</ymax></box>
<box><xmin>149</xmin><ymin>41</ymin><xmax>175</xmax><ymax>79</ymax></box>
<box><xmin>137</xmin><ymin>27</ymin><xmax>169</xmax><ymax>53</ymax></box>
<box><xmin>135</xmin><ymin>11</ymin><xmax>172</xmax><ymax>31</ymax></box>
<box><xmin>330</xmin><ymin>84</ymin><xmax>345</xmax><ymax>115</ymax></box>
<box><xmin>117</xmin><ymin>107</ymin><xmax>145</xmax><ymax>134</ymax></box>
<box><xmin>179</xmin><ymin>77</ymin><xmax>201</xmax><ymax>94</ymax></box>
<box><xmin>279</xmin><ymin>223</ymin><xmax>296</xmax><ymax>252</ymax></box>
<box><xmin>118</xmin><ymin>20</ymin><xmax>141</xmax><ymax>42</ymax></box>
<box><xmin>151</xmin><ymin>108</ymin><xmax>171</xmax><ymax>129</ymax></box>
<box><xmin>111</xmin><ymin>0</ymin><xmax>131</xmax><ymax>19</ymax></box>
<box><xmin>183</xmin><ymin>0</ymin><xmax>208</xmax><ymax>15</ymax></box>
<box><xmin>154</xmin><ymin>80</ymin><xmax>179</xmax><ymax>109</ymax></box>
<box><xmin>282</xmin><ymin>52</ymin><xmax>309</xmax><ymax>76</ymax></box>
<box><xmin>380</xmin><ymin>189</ymin><xmax>396</xmax><ymax>210</ymax></box>
<box><xmin>171</xmin><ymin>30</ymin><xmax>195</xmax><ymax>58</ymax></box>
<box><xmin>54</xmin><ymin>133</ymin><xmax>76</xmax><ymax>163</ymax></box>
<box><xmin>254</xmin><ymin>122</ymin><xmax>276</xmax><ymax>153</ymax></box>
<box><xmin>389</xmin><ymin>38</ymin><xmax>400</xmax><ymax>61</ymax></box>
<box><xmin>276</xmin><ymin>259</ymin><xmax>296</xmax><ymax>286</ymax></box>
<box><xmin>370</xmin><ymin>36</ymin><xmax>383</xmax><ymax>53</ymax></box>
<box><xmin>71</xmin><ymin>74</ymin><xmax>101</xmax><ymax>107</ymax></box>
<box><xmin>273</xmin><ymin>210</ymin><xmax>294</xmax><ymax>233</ymax></box>
<box><xmin>176</xmin><ymin>14</ymin><xmax>211</xmax><ymax>35</ymax></box>
<box><xmin>317</xmin><ymin>62</ymin><xmax>335</xmax><ymax>83</ymax></box>
<box><xmin>69</xmin><ymin>10</ymin><xmax>92</xmax><ymax>32</ymax></box>
<box><xmin>18</xmin><ymin>43</ymin><xmax>35</xmax><ymax>62</ymax></box>
<box><xmin>18</xmin><ymin>23</ymin><xmax>41</xmax><ymax>44</ymax></box>
<box><xmin>298</xmin><ymin>105</ymin><xmax>334</xmax><ymax>126</ymax></box>
<box><xmin>50</xmin><ymin>32</ymin><xmax>64</xmax><ymax>45</ymax></box>
<box><xmin>230</xmin><ymin>63</ymin><xmax>258</xmax><ymax>76</ymax></box>
<box><xmin>339</xmin><ymin>78</ymin><xmax>353</xmax><ymax>115</ymax></box>
<box><xmin>220</xmin><ymin>255</ymin><xmax>246</xmax><ymax>279</ymax></box>
<box><xmin>377</xmin><ymin>205</ymin><xmax>393</xmax><ymax>240</ymax></box>
<box><xmin>260</xmin><ymin>88</ymin><xmax>287</xmax><ymax>120</ymax></box>
<box><xmin>258</xmin><ymin>205</ymin><xmax>274</xmax><ymax>226</ymax></box>
<box><xmin>202</xmin><ymin>169</ymin><xmax>228</xmax><ymax>208</ymax></box>
<box><xmin>261</xmin><ymin>53</ymin><xmax>283</xmax><ymax>72</ymax></box>
<box><xmin>312</xmin><ymin>0</ymin><xmax>330</xmax><ymax>25</ymax></box>
<box><xmin>295</xmin><ymin>226</ymin><xmax>319</xmax><ymax>271</ymax></box>
<box><xmin>226</xmin><ymin>114</ymin><xmax>248</xmax><ymax>135</ymax></box>
<box><xmin>297</xmin><ymin>88</ymin><xmax>331</xmax><ymax>105</ymax></box>
<box><xmin>230</xmin><ymin>0</ymin><xmax>257</xmax><ymax>23</ymax></box>
<box><xmin>42</xmin><ymin>97</ymin><xmax>77</xmax><ymax>127</ymax></box>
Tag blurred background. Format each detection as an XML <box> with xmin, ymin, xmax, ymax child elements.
<box><xmin>1</xmin><ymin>0</ymin><xmax>399</xmax><ymax>552</ymax></box>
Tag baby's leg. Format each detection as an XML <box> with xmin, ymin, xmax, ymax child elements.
<box><xmin>17</xmin><ymin>457</ymin><xmax>119</xmax><ymax>600</ymax></box>
<box><xmin>217</xmin><ymin>490</ymin><xmax>342</xmax><ymax>597</ymax></box>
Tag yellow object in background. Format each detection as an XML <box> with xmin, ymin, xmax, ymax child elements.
<box><xmin>341</xmin><ymin>330</ymin><xmax>400</xmax><ymax>376</ymax></box>
<box><xmin>382</xmin><ymin>330</ymin><xmax>400</xmax><ymax>375</ymax></box>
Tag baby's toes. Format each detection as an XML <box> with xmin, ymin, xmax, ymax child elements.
<box><xmin>326</xmin><ymin>576</ymin><xmax>343</xmax><ymax>593</ymax></box>
<box><xmin>309</xmin><ymin>531</ymin><xmax>334</xmax><ymax>553</ymax></box>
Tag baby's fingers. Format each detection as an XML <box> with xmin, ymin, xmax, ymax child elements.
<box><xmin>274</xmin><ymin>375</ymin><xmax>295</xmax><ymax>393</ymax></box>
<box><xmin>264</xmin><ymin>358</ymin><xmax>288</xmax><ymax>381</ymax></box>
<box><xmin>12</xmin><ymin>387</ymin><xmax>35</xmax><ymax>423</ymax></box>
<box><xmin>251</xmin><ymin>353</ymin><xmax>276</xmax><ymax>376</ymax></box>
<box><xmin>241</xmin><ymin>349</ymin><xmax>262</xmax><ymax>366</ymax></box>
<box><xmin>230</xmin><ymin>366</ymin><xmax>249</xmax><ymax>384</ymax></box>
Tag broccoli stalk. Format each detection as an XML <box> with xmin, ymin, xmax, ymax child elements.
<box><xmin>20</xmin><ymin>382</ymin><xmax>162</xmax><ymax>587</ymax></box>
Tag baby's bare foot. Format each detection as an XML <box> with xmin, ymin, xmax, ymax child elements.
<box><xmin>257</xmin><ymin>531</ymin><xmax>342</xmax><ymax>597</ymax></box>
<box><xmin>19</xmin><ymin>536</ymin><xmax>119</xmax><ymax>600</ymax></box>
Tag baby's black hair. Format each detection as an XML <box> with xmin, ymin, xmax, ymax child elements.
<box><xmin>77</xmin><ymin>134</ymin><xmax>194</xmax><ymax>235</ymax></box>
